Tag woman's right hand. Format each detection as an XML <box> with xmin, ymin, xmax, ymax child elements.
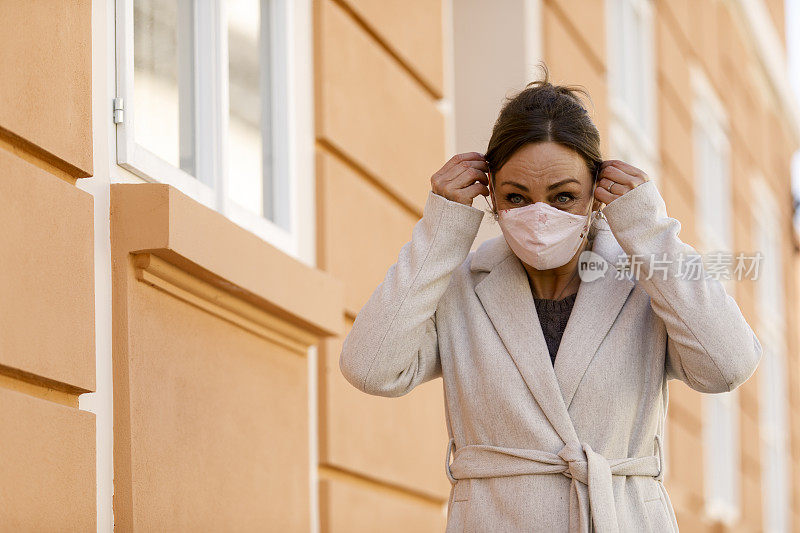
<box><xmin>430</xmin><ymin>152</ymin><xmax>490</xmax><ymax>206</ymax></box>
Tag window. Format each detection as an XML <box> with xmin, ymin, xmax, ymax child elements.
<box><xmin>606</xmin><ymin>0</ymin><xmax>658</xmax><ymax>183</ymax></box>
<box><xmin>754</xmin><ymin>179</ymin><xmax>791</xmax><ymax>533</ymax></box>
<box><xmin>114</xmin><ymin>0</ymin><xmax>314</xmax><ymax>263</ymax></box>
<box><xmin>701</xmin><ymin>386</ymin><xmax>740</xmax><ymax>523</ymax></box>
<box><xmin>691</xmin><ymin>64</ymin><xmax>740</xmax><ymax>525</ymax></box>
<box><xmin>692</xmin><ymin>69</ymin><xmax>731</xmax><ymax>255</ymax></box>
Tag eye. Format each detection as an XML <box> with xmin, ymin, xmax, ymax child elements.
<box><xmin>554</xmin><ymin>193</ymin><xmax>575</xmax><ymax>204</ymax></box>
<box><xmin>505</xmin><ymin>193</ymin><xmax>525</xmax><ymax>205</ymax></box>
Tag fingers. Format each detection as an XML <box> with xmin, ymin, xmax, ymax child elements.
<box><xmin>596</xmin><ymin>161</ymin><xmax>648</xmax><ymax>205</ymax></box>
<box><xmin>600</xmin><ymin>159</ymin><xmax>648</xmax><ymax>180</ymax></box>
<box><xmin>438</xmin><ymin>152</ymin><xmax>487</xmax><ymax>175</ymax></box>
<box><xmin>431</xmin><ymin>152</ymin><xmax>491</xmax><ymax>206</ymax></box>
<box><xmin>599</xmin><ymin>165</ymin><xmax>639</xmax><ymax>188</ymax></box>
<box><xmin>433</xmin><ymin>155</ymin><xmax>488</xmax><ymax>186</ymax></box>
<box><xmin>450</xmin><ymin>165</ymin><xmax>489</xmax><ymax>189</ymax></box>
<box><xmin>597</xmin><ymin>177</ymin><xmax>633</xmax><ymax>195</ymax></box>
<box><xmin>594</xmin><ymin>184</ymin><xmax>621</xmax><ymax>204</ymax></box>
<box><xmin>462</xmin><ymin>181</ymin><xmax>491</xmax><ymax>200</ymax></box>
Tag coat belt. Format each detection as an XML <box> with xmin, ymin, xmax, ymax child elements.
<box><xmin>445</xmin><ymin>435</ymin><xmax>664</xmax><ymax>533</ymax></box>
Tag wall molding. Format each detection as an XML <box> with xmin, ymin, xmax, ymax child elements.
<box><xmin>110</xmin><ymin>183</ymin><xmax>344</xmax><ymax>340</ymax></box>
<box><xmin>133</xmin><ymin>253</ymin><xmax>318</xmax><ymax>356</ymax></box>
<box><xmin>0</xmin><ymin>363</ymin><xmax>85</xmax><ymax>407</ymax></box>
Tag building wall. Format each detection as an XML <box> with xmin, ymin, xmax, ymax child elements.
<box><xmin>0</xmin><ymin>1</ymin><xmax>96</xmax><ymax>530</ymax></box>
<box><xmin>2</xmin><ymin>0</ymin><xmax>346</xmax><ymax>531</ymax></box>
<box><xmin>108</xmin><ymin>183</ymin><xmax>344</xmax><ymax>531</ymax></box>
<box><xmin>1</xmin><ymin>0</ymin><xmax>798</xmax><ymax>531</ymax></box>
<box><xmin>314</xmin><ymin>0</ymin><xmax>454</xmax><ymax>529</ymax></box>
<box><xmin>651</xmin><ymin>1</ymin><xmax>798</xmax><ymax>530</ymax></box>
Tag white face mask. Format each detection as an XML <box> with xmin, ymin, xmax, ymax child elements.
<box><xmin>492</xmin><ymin>179</ymin><xmax>599</xmax><ymax>271</ymax></box>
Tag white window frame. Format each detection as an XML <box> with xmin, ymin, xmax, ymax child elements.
<box><xmin>691</xmin><ymin>67</ymin><xmax>731</xmax><ymax>254</ymax></box>
<box><xmin>113</xmin><ymin>0</ymin><xmax>315</xmax><ymax>265</ymax></box>
<box><xmin>700</xmin><ymin>386</ymin><xmax>741</xmax><ymax>523</ymax></box>
<box><xmin>605</xmin><ymin>0</ymin><xmax>659</xmax><ymax>185</ymax></box>
<box><xmin>691</xmin><ymin>64</ymin><xmax>741</xmax><ymax>526</ymax></box>
<box><xmin>753</xmin><ymin>177</ymin><xmax>791</xmax><ymax>533</ymax></box>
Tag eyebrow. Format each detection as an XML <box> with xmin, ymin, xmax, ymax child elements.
<box><xmin>503</xmin><ymin>178</ymin><xmax>581</xmax><ymax>192</ymax></box>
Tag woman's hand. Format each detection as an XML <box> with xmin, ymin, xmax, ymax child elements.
<box><xmin>594</xmin><ymin>159</ymin><xmax>650</xmax><ymax>205</ymax></box>
<box><xmin>431</xmin><ymin>152</ymin><xmax>490</xmax><ymax>206</ymax></box>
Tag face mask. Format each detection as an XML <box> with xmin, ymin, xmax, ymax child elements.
<box><xmin>490</xmin><ymin>177</ymin><xmax>599</xmax><ymax>271</ymax></box>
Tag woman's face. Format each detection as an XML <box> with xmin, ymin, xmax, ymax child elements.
<box><xmin>490</xmin><ymin>141</ymin><xmax>600</xmax><ymax>217</ymax></box>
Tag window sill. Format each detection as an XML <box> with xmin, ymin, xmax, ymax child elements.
<box><xmin>111</xmin><ymin>182</ymin><xmax>344</xmax><ymax>340</ymax></box>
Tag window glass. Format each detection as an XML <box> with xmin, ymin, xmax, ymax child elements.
<box><xmin>133</xmin><ymin>0</ymin><xmax>196</xmax><ymax>175</ymax></box>
<box><xmin>226</xmin><ymin>0</ymin><xmax>271</xmax><ymax>219</ymax></box>
<box><xmin>756</xmin><ymin>188</ymin><xmax>790</xmax><ymax>533</ymax></box>
<box><xmin>607</xmin><ymin>0</ymin><xmax>657</xmax><ymax>184</ymax></box>
<box><xmin>694</xmin><ymin>91</ymin><xmax>739</xmax><ymax>522</ymax></box>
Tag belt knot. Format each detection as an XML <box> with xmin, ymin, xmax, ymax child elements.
<box><xmin>557</xmin><ymin>440</ymin><xmax>589</xmax><ymax>483</ymax></box>
<box><xmin>445</xmin><ymin>437</ymin><xmax>664</xmax><ymax>532</ymax></box>
<box><xmin>558</xmin><ymin>440</ymin><xmax>618</xmax><ymax>532</ymax></box>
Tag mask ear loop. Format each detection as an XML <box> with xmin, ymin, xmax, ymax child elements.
<box><xmin>592</xmin><ymin>161</ymin><xmax>607</xmax><ymax>222</ymax></box>
<box><xmin>485</xmin><ymin>168</ymin><xmax>497</xmax><ymax>218</ymax></box>
<box><xmin>582</xmin><ymin>164</ymin><xmax>604</xmax><ymax>241</ymax></box>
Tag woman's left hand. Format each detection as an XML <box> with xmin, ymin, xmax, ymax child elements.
<box><xmin>595</xmin><ymin>159</ymin><xmax>650</xmax><ymax>204</ymax></box>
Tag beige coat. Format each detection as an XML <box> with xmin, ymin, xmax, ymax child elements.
<box><xmin>339</xmin><ymin>180</ymin><xmax>762</xmax><ymax>532</ymax></box>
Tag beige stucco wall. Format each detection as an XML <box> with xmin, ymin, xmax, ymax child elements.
<box><xmin>0</xmin><ymin>0</ymin><xmax>96</xmax><ymax>530</ymax></box>
<box><xmin>315</xmin><ymin>0</ymin><xmax>453</xmax><ymax>529</ymax></box>
<box><xmin>651</xmin><ymin>1</ymin><xmax>798</xmax><ymax>530</ymax></box>
<box><xmin>109</xmin><ymin>183</ymin><xmax>343</xmax><ymax>531</ymax></box>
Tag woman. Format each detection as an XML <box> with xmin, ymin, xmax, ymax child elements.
<box><xmin>338</xmin><ymin>68</ymin><xmax>762</xmax><ymax>532</ymax></box>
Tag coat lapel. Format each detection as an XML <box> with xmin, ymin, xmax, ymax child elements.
<box><xmin>474</xmin><ymin>250</ymin><xmax>578</xmax><ymax>444</ymax></box>
<box><xmin>553</xmin><ymin>226</ymin><xmax>635</xmax><ymax>410</ymax></box>
<box><xmin>471</xmin><ymin>219</ymin><xmax>634</xmax><ymax>440</ymax></box>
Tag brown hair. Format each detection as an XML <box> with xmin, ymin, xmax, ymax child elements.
<box><xmin>483</xmin><ymin>62</ymin><xmax>603</xmax><ymax>225</ymax></box>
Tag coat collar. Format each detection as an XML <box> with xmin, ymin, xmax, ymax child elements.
<box><xmin>471</xmin><ymin>217</ymin><xmax>635</xmax><ymax>445</ymax></box>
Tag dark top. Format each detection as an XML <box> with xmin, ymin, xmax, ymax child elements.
<box><xmin>533</xmin><ymin>292</ymin><xmax>578</xmax><ymax>366</ymax></box>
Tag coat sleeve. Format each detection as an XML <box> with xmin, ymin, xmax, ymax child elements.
<box><xmin>601</xmin><ymin>180</ymin><xmax>763</xmax><ymax>393</ymax></box>
<box><xmin>339</xmin><ymin>190</ymin><xmax>486</xmax><ymax>397</ymax></box>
